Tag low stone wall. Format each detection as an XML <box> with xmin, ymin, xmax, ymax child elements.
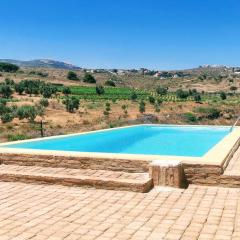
<box><xmin>0</xmin><ymin>153</ymin><xmax>149</xmax><ymax>173</ymax></box>
<box><xmin>183</xmin><ymin>164</ymin><xmax>223</xmax><ymax>186</ymax></box>
<box><xmin>149</xmin><ymin>162</ymin><xmax>227</xmax><ymax>188</ymax></box>
<box><xmin>1</xmin><ymin>152</ymin><xmax>240</xmax><ymax>188</ymax></box>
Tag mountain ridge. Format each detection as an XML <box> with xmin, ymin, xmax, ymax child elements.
<box><xmin>0</xmin><ymin>59</ymin><xmax>81</xmax><ymax>70</ymax></box>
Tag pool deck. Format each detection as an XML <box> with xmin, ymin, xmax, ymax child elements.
<box><xmin>1</xmin><ymin>125</ymin><xmax>240</xmax><ymax>239</ymax></box>
<box><xmin>0</xmin><ymin>182</ymin><xmax>240</xmax><ymax>240</ymax></box>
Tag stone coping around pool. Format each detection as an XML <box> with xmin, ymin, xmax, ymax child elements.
<box><xmin>0</xmin><ymin>124</ymin><xmax>239</xmax><ymax>168</ymax></box>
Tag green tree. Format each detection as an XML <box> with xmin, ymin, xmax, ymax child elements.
<box><xmin>0</xmin><ymin>84</ymin><xmax>13</xmax><ymax>98</ymax></box>
<box><xmin>83</xmin><ymin>73</ymin><xmax>96</xmax><ymax>83</ymax></box>
<box><xmin>63</xmin><ymin>97</ymin><xmax>80</xmax><ymax>113</ymax></box>
<box><xmin>96</xmin><ymin>85</ymin><xmax>105</xmax><ymax>95</ymax></box>
<box><xmin>16</xmin><ymin>105</ymin><xmax>40</xmax><ymax>122</ymax></box>
<box><xmin>22</xmin><ymin>80</ymin><xmax>42</xmax><ymax>96</ymax></box>
<box><xmin>130</xmin><ymin>91</ymin><xmax>137</xmax><ymax>101</ymax></box>
<box><xmin>5</xmin><ymin>78</ymin><xmax>15</xmax><ymax>86</ymax></box>
<box><xmin>0</xmin><ymin>104</ymin><xmax>17</xmax><ymax>123</ymax></box>
<box><xmin>62</xmin><ymin>87</ymin><xmax>71</xmax><ymax>95</ymax></box>
<box><xmin>156</xmin><ymin>98</ymin><xmax>163</xmax><ymax>105</ymax></box>
<box><xmin>40</xmin><ymin>84</ymin><xmax>56</xmax><ymax>98</ymax></box>
<box><xmin>148</xmin><ymin>96</ymin><xmax>155</xmax><ymax>105</ymax></box>
<box><xmin>1</xmin><ymin>112</ymin><xmax>14</xmax><ymax>123</ymax></box>
<box><xmin>15</xmin><ymin>82</ymin><xmax>25</xmax><ymax>95</ymax></box>
<box><xmin>193</xmin><ymin>93</ymin><xmax>201</xmax><ymax>103</ymax></box>
<box><xmin>67</xmin><ymin>71</ymin><xmax>79</xmax><ymax>80</ymax></box>
<box><xmin>176</xmin><ymin>89</ymin><xmax>189</xmax><ymax>99</ymax></box>
<box><xmin>0</xmin><ymin>62</ymin><xmax>19</xmax><ymax>72</ymax></box>
<box><xmin>0</xmin><ymin>99</ymin><xmax>7</xmax><ymax>107</ymax></box>
<box><xmin>156</xmin><ymin>86</ymin><xmax>168</xmax><ymax>95</ymax></box>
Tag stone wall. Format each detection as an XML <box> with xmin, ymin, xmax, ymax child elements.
<box><xmin>183</xmin><ymin>164</ymin><xmax>223</xmax><ymax>186</ymax></box>
<box><xmin>0</xmin><ymin>153</ymin><xmax>149</xmax><ymax>173</ymax></box>
<box><xmin>1</xmin><ymin>152</ymin><xmax>240</xmax><ymax>188</ymax></box>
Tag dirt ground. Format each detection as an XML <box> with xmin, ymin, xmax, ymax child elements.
<box><xmin>0</xmin><ymin>90</ymin><xmax>238</xmax><ymax>143</ymax></box>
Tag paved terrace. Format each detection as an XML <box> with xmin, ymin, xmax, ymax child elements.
<box><xmin>0</xmin><ymin>182</ymin><xmax>240</xmax><ymax>240</ymax></box>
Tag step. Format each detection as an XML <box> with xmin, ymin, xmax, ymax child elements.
<box><xmin>0</xmin><ymin>165</ymin><xmax>153</xmax><ymax>193</ymax></box>
<box><xmin>0</xmin><ymin>152</ymin><xmax>149</xmax><ymax>173</ymax></box>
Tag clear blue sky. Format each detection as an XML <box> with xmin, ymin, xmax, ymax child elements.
<box><xmin>1</xmin><ymin>0</ymin><xmax>240</xmax><ymax>70</ymax></box>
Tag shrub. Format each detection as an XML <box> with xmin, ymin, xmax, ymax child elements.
<box><xmin>21</xmin><ymin>80</ymin><xmax>43</xmax><ymax>96</ymax></box>
<box><xmin>0</xmin><ymin>98</ymin><xmax>7</xmax><ymax>106</ymax></box>
<box><xmin>8</xmin><ymin>134</ymin><xmax>29</xmax><ymax>141</ymax></box>
<box><xmin>40</xmin><ymin>98</ymin><xmax>49</xmax><ymax>107</ymax></box>
<box><xmin>63</xmin><ymin>96</ymin><xmax>80</xmax><ymax>113</ymax></box>
<box><xmin>220</xmin><ymin>91</ymin><xmax>227</xmax><ymax>100</ymax></box>
<box><xmin>37</xmin><ymin>71</ymin><xmax>48</xmax><ymax>77</ymax></box>
<box><xmin>67</xmin><ymin>71</ymin><xmax>79</xmax><ymax>80</ymax></box>
<box><xmin>83</xmin><ymin>73</ymin><xmax>96</xmax><ymax>83</ymax></box>
<box><xmin>0</xmin><ymin>84</ymin><xmax>13</xmax><ymax>98</ymax></box>
<box><xmin>176</xmin><ymin>89</ymin><xmax>189</xmax><ymax>99</ymax></box>
<box><xmin>193</xmin><ymin>94</ymin><xmax>201</xmax><ymax>103</ymax></box>
<box><xmin>105</xmin><ymin>102</ymin><xmax>111</xmax><ymax>111</ymax></box>
<box><xmin>62</xmin><ymin>87</ymin><xmax>71</xmax><ymax>95</ymax></box>
<box><xmin>188</xmin><ymin>89</ymin><xmax>197</xmax><ymax>96</ymax></box>
<box><xmin>0</xmin><ymin>105</ymin><xmax>16</xmax><ymax>123</ymax></box>
<box><xmin>0</xmin><ymin>62</ymin><xmax>19</xmax><ymax>72</ymax></box>
<box><xmin>156</xmin><ymin>86</ymin><xmax>168</xmax><ymax>95</ymax></box>
<box><xmin>130</xmin><ymin>91</ymin><xmax>137</xmax><ymax>101</ymax></box>
<box><xmin>139</xmin><ymin>100</ymin><xmax>145</xmax><ymax>113</ymax></box>
<box><xmin>105</xmin><ymin>80</ymin><xmax>116</xmax><ymax>87</ymax></box>
<box><xmin>230</xmin><ymin>86</ymin><xmax>237</xmax><ymax>92</ymax></box>
<box><xmin>15</xmin><ymin>82</ymin><xmax>25</xmax><ymax>95</ymax></box>
<box><xmin>16</xmin><ymin>105</ymin><xmax>41</xmax><ymax>122</ymax></box>
<box><xmin>40</xmin><ymin>84</ymin><xmax>56</xmax><ymax>98</ymax></box>
<box><xmin>0</xmin><ymin>103</ymin><xmax>8</xmax><ymax>115</ymax></box>
<box><xmin>5</xmin><ymin>78</ymin><xmax>15</xmax><ymax>86</ymax></box>
<box><xmin>148</xmin><ymin>96</ymin><xmax>155</xmax><ymax>104</ymax></box>
<box><xmin>182</xmin><ymin>112</ymin><xmax>197</xmax><ymax>122</ymax></box>
<box><xmin>195</xmin><ymin>107</ymin><xmax>221</xmax><ymax>119</ymax></box>
<box><xmin>96</xmin><ymin>85</ymin><xmax>105</xmax><ymax>95</ymax></box>
<box><xmin>103</xmin><ymin>102</ymin><xmax>111</xmax><ymax>117</ymax></box>
<box><xmin>1</xmin><ymin>112</ymin><xmax>14</xmax><ymax>123</ymax></box>
<box><xmin>156</xmin><ymin>98</ymin><xmax>163</xmax><ymax>105</ymax></box>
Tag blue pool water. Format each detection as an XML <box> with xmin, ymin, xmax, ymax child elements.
<box><xmin>2</xmin><ymin>125</ymin><xmax>230</xmax><ymax>157</ymax></box>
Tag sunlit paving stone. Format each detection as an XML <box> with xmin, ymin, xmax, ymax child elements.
<box><xmin>0</xmin><ymin>182</ymin><xmax>239</xmax><ymax>239</ymax></box>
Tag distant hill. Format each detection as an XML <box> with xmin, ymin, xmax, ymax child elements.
<box><xmin>0</xmin><ymin>59</ymin><xmax>81</xmax><ymax>70</ymax></box>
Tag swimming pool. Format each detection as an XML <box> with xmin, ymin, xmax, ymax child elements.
<box><xmin>1</xmin><ymin>125</ymin><xmax>230</xmax><ymax>157</ymax></box>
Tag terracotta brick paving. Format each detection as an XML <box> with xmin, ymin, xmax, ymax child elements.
<box><xmin>0</xmin><ymin>182</ymin><xmax>240</xmax><ymax>239</ymax></box>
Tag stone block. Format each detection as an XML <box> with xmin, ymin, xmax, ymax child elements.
<box><xmin>149</xmin><ymin>160</ymin><xmax>184</xmax><ymax>188</ymax></box>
